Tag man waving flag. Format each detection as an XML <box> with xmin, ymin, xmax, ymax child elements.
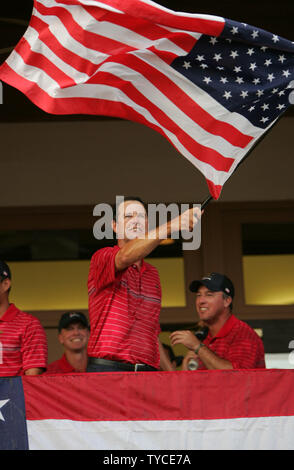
<box><xmin>0</xmin><ymin>0</ymin><xmax>293</xmax><ymax>199</ymax></box>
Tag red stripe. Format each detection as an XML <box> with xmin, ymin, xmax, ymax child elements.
<box><xmin>14</xmin><ymin>37</ymin><xmax>76</xmax><ymax>88</ymax></box>
<box><xmin>157</xmin><ymin>31</ymin><xmax>198</xmax><ymax>54</ymax></box>
<box><xmin>35</xmin><ymin>1</ymin><xmax>136</xmax><ymax>56</ymax></box>
<box><xmin>146</xmin><ymin>47</ymin><xmax>178</xmax><ymax>64</ymax></box>
<box><xmin>84</xmin><ymin>6</ymin><xmax>198</xmax><ymax>53</ymax></box>
<box><xmin>54</xmin><ymin>0</ymin><xmax>225</xmax><ymax>36</ymax></box>
<box><xmin>23</xmin><ymin>370</ymin><xmax>294</xmax><ymax>421</ymax></box>
<box><xmin>30</xmin><ymin>15</ymin><xmax>99</xmax><ymax>76</ymax></box>
<box><xmin>114</xmin><ymin>52</ymin><xmax>253</xmax><ymax>148</ymax></box>
<box><xmin>206</xmin><ymin>179</ymin><xmax>222</xmax><ymax>199</ymax></box>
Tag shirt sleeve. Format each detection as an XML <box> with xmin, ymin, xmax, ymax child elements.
<box><xmin>88</xmin><ymin>246</ymin><xmax>120</xmax><ymax>295</ymax></box>
<box><xmin>226</xmin><ymin>333</ymin><xmax>265</xmax><ymax>369</ymax></box>
<box><xmin>21</xmin><ymin>317</ymin><xmax>48</xmax><ymax>372</ymax></box>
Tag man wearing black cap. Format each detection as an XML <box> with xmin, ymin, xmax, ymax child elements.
<box><xmin>0</xmin><ymin>260</ymin><xmax>47</xmax><ymax>376</ymax></box>
<box><xmin>170</xmin><ymin>273</ymin><xmax>265</xmax><ymax>370</ymax></box>
<box><xmin>46</xmin><ymin>312</ymin><xmax>90</xmax><ymax>374</ymax></box>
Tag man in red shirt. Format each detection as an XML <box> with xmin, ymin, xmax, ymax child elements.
<box><xmin>46</xmin><ymin>312</ymin><xmax>90</xmax><ymax>374</ymax></box>
<box><xmin>87</xmin><ymin>197</ymin><xmax>201</xmax><ymax>372</ymax></box>
<box><xmin>0</xmin><ymin>260</ymin><xmax>47</xmax><ymax>376</ymax></box>
<box><xmin>170</xmin><ymin>273</ymin><xmax>265</xmax><ymax>370</ymax></box>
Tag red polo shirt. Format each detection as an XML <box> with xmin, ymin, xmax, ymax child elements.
<box><xmin>0</xmin><ymin>304</ymin><xmax>48</xmax><ymax>376</ymax></box>
<box><xmin>198</xmin><ymin>314</ymin><xmax>265</xmax><ymax>370</ymax></box>
<box><xmin>87</xmin><ymin>246</ymin><xmax>162</xmax><ymax>369</ymax></box>
<box><xmin>46</xmin><ymin>354</ymin><xmax>77</xmax><ymax>374</ymax></box>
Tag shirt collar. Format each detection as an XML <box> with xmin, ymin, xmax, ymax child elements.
<box><xmin>59</xmin><ymin>354</ymin><xmax>76</xmax><ymax>373</ymax></box>
<box><xmin>207</xmin><ymin>314</ymin><xmax>238</xmax><ymax>341</ymax></box>
<box><xmin>130</xmin><ymin>258</ymin><xmax>147</xmax><ymax>274</ymax></box>
<box><xmin>0</xmin><ymin>303</ymin><xmax>19</xmax><ymax>322</ymax></box>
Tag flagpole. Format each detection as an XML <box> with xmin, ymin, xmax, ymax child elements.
<box><xmin>201</xmin><ymin>195</ymin><xmax>213</xmax><ymax>210</ymax></box>
<box><xmin>200</xmin><ymin>107</ymin><xmax>291</xmax><ymax>210</ymax></box>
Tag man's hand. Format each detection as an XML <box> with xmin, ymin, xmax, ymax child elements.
<box><xmin>115</xmin><ymin>206</ymin><xmax>202</xmax><ymax>271</ymax></box>
<box><xmin>181</xmin><ymin>350</ymin><xmax>198</xmax><ymax>371</ymax></box>
<box><xmin>170</xmin><ymin>330</ymin><xmax>200</xmax><ymax>351</ymax></box>
<box><xmin>171</xmin><ymin>331</ymin><xmax>234</xmax><ymax>371</ymax></box>
<box><xmin>24</xmin><ymin>368</ymin><xmax>45</xmax><ymax>376</ymax></box>
<box><xmin>170</xmin><ymin>206</ymin><xmax>201</xmax><ymax>235</ymax></box>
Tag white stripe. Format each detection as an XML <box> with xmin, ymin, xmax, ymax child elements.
<box><xmin>7</xmin><ymin>50</ymin><xmax>60</xmax><ymax>90</ymax></box>
<box><xmin>23</xmin><ymin>26</ymin><xmax>90</xmax><ymax>83</ymax></box>
<box><xmin>39</xmin><ymin>0</ymin><xmax>123</xmax><ymax>14</ymax></box>
<box><xmin>33</xmin><ymin>8</ymin><xmax>109</xmax><ymax>65</ymax></box>
<box><xmin>157</xmin><ymin>24</ymin><xmax>202</xmax><ymax>41</ymax></box>
<box><xmin>27</xmin><ymin>415</ymin><xmax>294</xmax><ymax>450</ymax></box>
<box><xmin>37</xmin><ymin>0</ymin><xmax>188</xmax><ymax>56</ymax></box>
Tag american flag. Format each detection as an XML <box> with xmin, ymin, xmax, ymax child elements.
<box><xmin>0</xmin><ymin>0</ymin><xmax>293</xmax><ymax>199</ymax></box>
<box><xmin>2</xmin><ymin>371</ymin><xmax>294</xmax><ymax>450</ymax></box>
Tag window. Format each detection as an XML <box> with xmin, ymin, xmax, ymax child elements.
<box><xmin>219</xmin><ymin>201</ymin><xmax>294</xmax><ymax>318</ymax></box>
<box><xmin>0</xmin><ymin>227</ymin><xmax>185</xmax><ymax>311</ymax></box>
<box><xmin>242</xmin><ymin>223</ymin><xmax>294</xmax><ymax>305</ymax></box>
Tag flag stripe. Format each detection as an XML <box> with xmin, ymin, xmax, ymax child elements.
<box><xmin>35</xmin><ymin>1</ymin><xmax>137</xmax><ymax>56</ymax></box>
<box><xmin>75</xmin><ymin>0</ymin><xmax>225</xmax><ymax>35</ymax></box>
<box><xmin>83</xmin><ymin>5</ymin><xmax>200</xmax><ymax>53</ymax></box>
<box><xmin>32</xmin><ymin>10</ymin><xmax>109</xmax><ymax>67</ymax></box>
<box><xmin>26</xmin><ymin>416</ymin><xmax>294</xmax><ymax>450</ymax></box>
<box><xmin>15</xmin><ymin>36</ymin><xmax>76</xmax><ymax>88</ymax></box>
<box><xmin>29</xmin><ymin>14</ymin><xmax>107</xmax><ymax>74</ymax></box>
<box><xmin>36</xmin><ymin>0</ymin><xmax>192</xmax><ymax>58</ymax></box>
<box><xmin>24</xmin><ymin>25</ymin><xmax>90</xmax><ymax>83</ymax></box>
<box><xmin>22</xmin><ymin>370</ymin><xmax>294</xmax><ymax>422</ymax></box>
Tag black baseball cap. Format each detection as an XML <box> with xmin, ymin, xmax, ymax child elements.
<box><xmin>58</xmin><ymin>312</ymin><xmax>90</xmax><ymax>332</ymax></box>
<box><xmin>0</xmin><ymin>261</ymin><xmax>11</xmax><ymax>281</ymax></box>
<box><xmin>189</xmin><ymin>273</ymin><xmax>235</xmax><ymax>298</ymax></box>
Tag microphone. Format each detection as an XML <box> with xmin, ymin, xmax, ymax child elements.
<box><xmin>187</xmin><ymin>326</ymin><xmax>209</xmax><ymax>370</ymax></box>
<box><xmin>195</xmin><ymin>326</ymin><xmax>209</xmax><ymax>341</ymax></box>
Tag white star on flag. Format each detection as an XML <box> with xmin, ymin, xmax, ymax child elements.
<box><xmin>0</xmin><ymin>399</ymin><xmax>10</xmax><ymax>421</ymax></box>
